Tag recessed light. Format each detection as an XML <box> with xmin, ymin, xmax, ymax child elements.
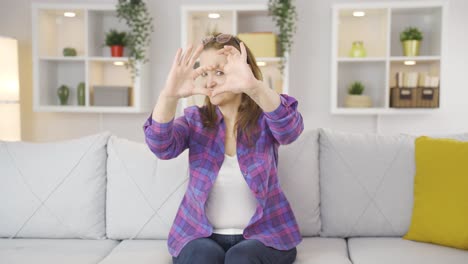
<box><xmin>208</xmin><ymin>13</ymin><xmax>220</xmax><ymax>19</ymax></box>
<box><xmin>353</xmin><ymin>11</ymin><xmax>365</xmax><ymax>17</ymax></box>
<box><xmin>114</xmin><ymin>61</ymin><xmax>125</xmax><ymax>66</ymax></box>
<box><xmin>404</xmin><ymin>60</ymin><xmax>416</xmax><ymax>66</ymax></box>
<box><xmin>64</xmin><ymin>12</ymin><xmax>76</xmax><ymax>18</ymax></box>
<box><xmin>257</xmin><ymin>61</ymin><xmax>266</xmax><ymax>67</ymax></box>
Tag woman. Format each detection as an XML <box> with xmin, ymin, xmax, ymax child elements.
<box><xmin>143</xmin><ymin>33</ymin><xmax>303</xmax><ymax>264</ymax></box>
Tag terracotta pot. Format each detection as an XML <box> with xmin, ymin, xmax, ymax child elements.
<box><xmin>110</xmin><ymin>45</ymin><xmax>124</xmax><ymax>57</ymax></box>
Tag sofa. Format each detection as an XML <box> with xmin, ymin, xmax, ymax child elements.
<box><xmin>1</xmin><ymin>128</ymin><xmax>467</xmax><ymax>264</ymax></box>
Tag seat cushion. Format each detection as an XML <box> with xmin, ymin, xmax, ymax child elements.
<box><xmin>348</xmin><ymin>237</ymin><xmax>468</xmax><ymax>264</ymax></box>
<box><xmin>295</xmin><ymin>237</ymin><xmax>351</xmax><ymax>264</ymax></box>
<box><xmin>0</xmin><ymin>238</ymin><xmax>119</xmax><ymax>264</ymax></box>
<box><xmin>98</xmin><ymin>240</ymin><xmax>172</xmax><ymax>264</ymax></box>
<box><xmin>0</xmin><ymin>132</ymin><xmax>110</xmax><ymax>239</ymax></box>
<box><xmin>98</xmin><ymin>237</ymin><xmax>350</xmax><ymax>264</ymax></box>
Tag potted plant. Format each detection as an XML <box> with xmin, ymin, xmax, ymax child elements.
<box><xmin>268</xmin><ymin>0</ymin><xmax>298</xmax><ymax>73</ymax></box>
<box><xmin>105</xmin><ymin>29</ymin><xmax>128</xmax><ymax>57</ymax></box>
<box><xmin>116</xmin><ymin>0</ymin><xmax>154</xmax><ymax>79</ymax></box>
<box><xmin>345</xmin><ymin>81</ymin><xmax>372</xmax><ymax>108</ymax></box>
<box><xmin>400</xmin><ymin>27</ymin><xmax>423</xmax><ymax>56</ymax></box>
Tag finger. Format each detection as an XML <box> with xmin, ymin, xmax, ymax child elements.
<box><xmin>188</xmin><ymin>43</ymin><xmax>204</xmax><ymax>66</ymax></box>
<box><xmin>172</xmin><ymin>48</ymin><xmax>182</xmax><ymax>67</ymax></box>
<box><xmin>182</xmin><ymin>44</ymin><xmax>194</xmax><ymax>65</ymax></box>
<box><xmin>240</xmin><ymin>42</ymin><xmax>247</xmax><ymax>62</ymax></box>
<box><xmin>192</xmin><ymin>65</ymin><xmax>210</xmax><ymax>79</ymax></box>
<box><xmin>192</xmin><ymin>86</ymin><xmax>212</xmax><ymax>97</ymax></box>
<box><xmin>223</xmin><ymin>45</ymin><xmax>240</xmax><ymax>56</ymax></box>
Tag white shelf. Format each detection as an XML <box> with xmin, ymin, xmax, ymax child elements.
<box><xmin>32</xmin><ymin>3</ymin><xmax>151</xmax><ymax>113</ymax></box>
<box><xmin>337</xmin><ymin>57</ymin><xmax>387</xmax><ymax>62</ymax></box>
<box><xmin>39</xmin><ymin>56</ymin><xmax>86</xmax><ymax>61</ymax></box>
<box><xmin>331</xmin><ymin>2</ymin><xmax>446</xmax><ymax>115</ymax></box>
<box><xmin>180</xmin><ymin>4</ymin><xmax>287</xmax><ymax>111</ymax></box>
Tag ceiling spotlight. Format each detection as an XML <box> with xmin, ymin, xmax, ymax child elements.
<box><xmin>404</xmin><ymin>60</ymin><xmax>416</xmax><ymax>66</ymax></box>
<box><xmin>114</xmin><ymin>61</ymin><xmax>125</xmax><ymax>66</ymax></box>
<box><xmin>208</xmin><ymin>13</ymin><xmax>221</xmax><ymax>19</ymax></box>
<box><xmin>257</xmin><ymin>61</ymin><xmax>266</xmax><ymax>67</ymax></box>
<box><xmin>64</xmin><ymin>12</ymin><xmax>76</xmax><ymax>18</ymax></box>
<box><xmin>353</xmin><ymin>11</ymin><xmax>365</xmax><ymax>17</ymax></box>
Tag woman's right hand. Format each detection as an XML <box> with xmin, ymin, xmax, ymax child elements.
<box><xmin>161</xmin><ymin>43</ymin><xmax>212</xmax><ymax>99</ymax></box>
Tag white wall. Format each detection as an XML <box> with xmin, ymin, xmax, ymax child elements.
<box><xmin>1</xmin><ymin>0</ymin><xmax>467</xmax><ymax>142</ymax></box>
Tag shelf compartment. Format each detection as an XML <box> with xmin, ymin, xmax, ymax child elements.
<box><xmin>337</xmin><ymin>61</ymin><xmax>386</xmax><ymax>108</ymax></box>
<box><xmin>38</xmin><ymin>9</ymin><xmax>86</xmax><ymax>57</ymax></box>
<box><xmin>237</xmin><ymin>10</ymin><xmax>277</xmax><ymax>34</ymax></box>
<box><xmin>185</xmin><ymin>10</ymin><xmax>235</xmax><ymax>44</ymax></box>
<box><xmin>389</xmin><ymin>60</ymin><xmax>440</xmax><ymax>88</ymax></box>
<box><xmin>88</xmin><ymin>10</ymin><xmax>130</xmax><ymax>57</ymax></box>
<box><xmin>38</xmin><ymin>60</ymin><xmax>85</xmax><ymax>106</ymax></box>
<box><xmin>390</xmin><ymin>7</ymin><xmax>442</xmax><ymax>57</ymax></box>
<box><xmin>337</xmin><ymin>8</ymin><xmax>388</xmax><ymax>58</ymax></box>
<box><xmin>88</xmin><ymin>60</ymin><xmax>134</xmax><ymax>107</ymax></box>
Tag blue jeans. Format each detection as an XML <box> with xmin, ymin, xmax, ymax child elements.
<box><xmin>172</xmin><ymin>233</ymin><xmax>297</xmax><ymax>264</ymax></box>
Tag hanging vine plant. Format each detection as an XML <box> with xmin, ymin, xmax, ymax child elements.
<box><xmin>268</xmin><ymin>0</ymin><xmax>298</xmax><ymax>73</ymax></box>
<box><xmin>116</xmin><ymin>0</ymin><xmax>154</xmax><ymax>79</ymax></box>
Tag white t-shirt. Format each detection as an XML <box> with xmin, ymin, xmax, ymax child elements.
<box><xmin>205</xmin><ymin>153</ymin><xmax>258</xmax><ymax>235</ymax></box>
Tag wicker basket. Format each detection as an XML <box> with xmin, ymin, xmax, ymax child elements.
<box><xmin>390</xmin><ymin>87</ymin><xmax>439</xmax><ymax>108</ymax></box>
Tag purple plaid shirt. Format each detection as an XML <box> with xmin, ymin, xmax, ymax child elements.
<box><xmin>143</xmin><ymin>94</ymin><xmax>304</xmax><ymax>257</ymax></box>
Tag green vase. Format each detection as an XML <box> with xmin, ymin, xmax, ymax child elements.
<box><xmin>57</xmin><ymin>85</ymin><xmax>70</xmax><ymax>105</ymax></box>
<box><xmin>349</xmin><ymin>41</ymin><xmax>367</xmax><ymax>57</ymax></box>
<box><xmin>77</xmin><ymin>82</ymin><xmax>85</xmax><ymax>106</ymax></box>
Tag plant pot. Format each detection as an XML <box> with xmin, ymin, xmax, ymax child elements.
<box><xmin>110</xmin><ymin>45</ymin><xmax>124</xmax><ymax>57</ymax></box>
<box><xmin>345</xmin><ymin>95</ymin><xmax>372</xmax><ymax>108</ymax></box>
<box><xmin>402</xmin><ymin>40</ymin><xmax>421</xmax><ymax>56</ymax></box>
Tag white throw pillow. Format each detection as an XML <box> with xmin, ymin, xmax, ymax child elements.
<box><xmin>319</xmin><ymin>128</ymin><xmax>415</xmax><ymax>237</ymax></box>
<box><xmin>106</xmin><ymin>136</ymin><xmax>189</xmax><ymax>240</ymax></box>
<box><xmin>278</xmin><ymin>129</ymin><xmax>321</xmax><ymax>236</ymax></box>
<box><xmin>0</xmin><ymin>132</ymin><xmax>110</xmax><ymax>239</ymax></box>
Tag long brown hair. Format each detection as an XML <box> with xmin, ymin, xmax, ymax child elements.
<box><xmin>200</xmin><ymin>33</ymin><xmax>263</xmax><ymax>146</ymax></box>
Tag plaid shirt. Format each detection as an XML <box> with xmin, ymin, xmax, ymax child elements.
<box><xmin>143</xmin><ymin>94</ymin><xmax>304</xmax><ymax>257</ymax></box>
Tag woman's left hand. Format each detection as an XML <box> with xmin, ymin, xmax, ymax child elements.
<box><xmin>211</xmin><ymin>42</ymin><xmax>260</xmax><ymax>97</ymax></box>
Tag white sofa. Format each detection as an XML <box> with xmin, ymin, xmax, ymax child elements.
<box><xmin>1</xmin><ymin>128</ymin><xmax>467</xmax><ymax>264</ymax></box>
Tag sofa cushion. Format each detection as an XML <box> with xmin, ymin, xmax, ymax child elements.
<box><xmin>98</xmin><ymin>237</ymin><xmax>350</xmax><ymax>264</ymax></box>
<box><xmin>0</xmin><ymin>238</ymin><xmax>119</xmax><ymax>264</ymax></box>
<box><xmin>295</xmin><ymin>237</ymin><xmax>351</xmax><ymax>264</ymax></box>
<box><xmin>348</xmin><ymin>237</ymin><xmax>468</xmax><ymax>264</ymax></box>
<box><xmin>278</xmin><ymin>129</ymin><xmax>321</xmax><ymax>236</ymax></box>
<box><xmin>319</xmin><ymin>129</ymin><xmax>468</xmax><ymax>238</ymax></box>
<box><xmin>0</xmin><ymin>132</ymin><xmax>110</xmax><ymax>239</ymax></box>
<box><xmin>98</xmin><ymin>240</ymin><xmax>172</xmax><ymax>264</ymax></box>
<box><xmin>319</xmin><ymin>128</ymin><xmax>416</xmax><ymax>237</ymax></box>
<box><xmin>106</xmin><ymin>136</ymin><xmax>189</xmax><ymax>240</ymax></box>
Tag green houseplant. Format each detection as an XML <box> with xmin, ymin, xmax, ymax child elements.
<box><xmin>345</xmin><ymin>81</ymin><xmax>372</xmax><ymax>108</ymax></box>
<box><xmin>268</xmin><ymin>0</ymin><xmax>298</xmax><ymax>73</ymax></box>
<box><xmin>116</xmin><ymin>0</ymin><xmax>154</xmax><ymax>79</ymax></box>
<box><xmin>105</xmin><ymin>29</ymin><xmax>128</xmax><ymax>57</ymax></box>
<box><xmin>400</xmin><ymin>27</ymin><xmax>423</xmax><ymax>56</ymax></box>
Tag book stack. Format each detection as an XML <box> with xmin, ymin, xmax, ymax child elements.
<box><xmin>395</xmin><ymin>72</ymin><xmax>439</xmax><ymax>88</ymax></box>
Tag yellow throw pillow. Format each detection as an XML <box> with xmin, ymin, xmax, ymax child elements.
<box><xmin>403</xmin><ymin>136</ymin><xmax>468</xmax><ymax>250</ymax></box>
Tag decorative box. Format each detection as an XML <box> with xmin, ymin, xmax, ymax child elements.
<box><xmin>92</xmin><ymin>85</ymin><xmax>132</xmax><ymax>107</ymax></box>
<box><xmin>237</xmin><ymin>32</ymin><xmax>277</xmax><ymax>57</ymax></box>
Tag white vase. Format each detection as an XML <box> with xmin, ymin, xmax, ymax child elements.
<box><xmin>345</xmin><ymin>95</ymin><xmax>372</xmax><ymax>108</ymax></box>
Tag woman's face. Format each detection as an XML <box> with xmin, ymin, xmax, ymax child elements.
<box><xmin>198</xmin><ymin>48</ymin><xmax>241</xmax><ymax>106</ymax></box>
